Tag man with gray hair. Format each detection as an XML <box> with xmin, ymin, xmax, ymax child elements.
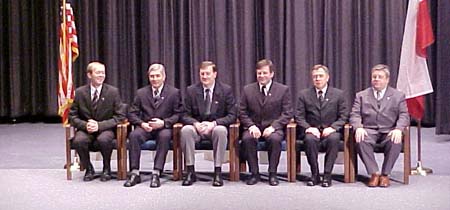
<box><xmin>350</xmin><ymin>64</ymin><xmax>409</xmax><ymax>188</ymax></box>
<box><xmin>124</xmin><ymin>63</ymin><xmax>183</xmax><ymax>188</ymax></box>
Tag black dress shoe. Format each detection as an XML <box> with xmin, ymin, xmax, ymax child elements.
<box><xmin>212</xmin><ymin>172</ymin><xmax>224</xmax><ymax>187</ymax></box>
<box><xmin>123</xmin><ymin>173</ymin><xmax>141</xmax><ymax>187</ymax></box>
<box><xmin>182</xmin><ymin>171</ymin><xmax>196</xmax><ymax>186</ymax></box>
<box><xmin>269</xmin><ymin>173</ymin><xmax>279</xmax><ymax>186</ymax></box>
<box><xmin>150</xmin><ymin>174</ymin><xmax>161</xmax><ymax>188</ymax></box>
<box><xmin>83</xmin><ymin>165</ymin><xmax>95</xmax><ymax>182</ymax></box>
<box><xmin>246</xmin><ymin>174</ymin><xmax>260</xmax><ymax>185</ymax></box>
<box><xmin>321</xmin><ymin>174</ymin><xmax>332</xmax><ymax>187</ymax></box>
<box><xmin>306</xmin><ymin>175</ymin><xmax>320</xmax><ymax>186</ymax></box>
<box><xmin>100</xmin><ymin>168</ymin><xmax>112</xmax><ymax>182</ymax></box>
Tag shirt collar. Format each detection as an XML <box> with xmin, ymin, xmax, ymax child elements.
<box><xmin>259</xmin><ymin>80</ymin><xmax>273</xmax><ymax>92</ymax></box>
<box><xmin>152</xmin><ymin>84</ymin><xmax>164</xmax><ymax>96</ymax></box>
<box><xmin>315</xmin><ymin>84</ymin><xmax>328</xmax><ymax>96</ymax></box>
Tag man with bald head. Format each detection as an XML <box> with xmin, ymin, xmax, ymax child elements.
<box><xmin>124</xmin><ymin>63</ymin><xmax>183</xmax><ymax>188</ymax></box>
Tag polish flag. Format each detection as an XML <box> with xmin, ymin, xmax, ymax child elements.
<box><xmin>397</xmin><ymin>0</ymin><xmax>435</xmax><ymax>120</ymax></box>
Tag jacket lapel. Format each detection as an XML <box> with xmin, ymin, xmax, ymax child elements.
<box><xmin>368</xmin><ymin>88</ymin><xmax>379</xmax><ymax>110</ymax></box>
<box><xmin>379</xmin><ymin>87</ymin><xmax>393</xmax><ymax>112</ymax></box>
<box><xmin>195</xmin><ymin>85</ymin><xmax>206</xmax><ymax>115</ymax></box>
<box><xmin>210</xmin><ymin>84</ymin><xmax>220</xmax><ymax>114</ymax></box>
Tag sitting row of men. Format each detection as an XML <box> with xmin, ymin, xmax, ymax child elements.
<box><xmin>69</xmin><ymin>59</ymin><xmax>409</xmax><ymax>188</ymax></box>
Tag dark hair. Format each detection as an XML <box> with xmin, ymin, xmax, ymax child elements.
<box><xmin>199</xmin><ymin>61</ymin><xmax>217</xmax><ymax>72</ymax></box>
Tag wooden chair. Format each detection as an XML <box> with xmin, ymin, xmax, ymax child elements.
<box><xmin>65</xmin><ymin>123</ymin><xmax>127</xmax><ymax>180</ymax></box>
<box><xmin>285</xmin><ymin>123</ymin><xmax>353</xmax><ymax>183</ymax></box>
<box><xmin>230</xmin><ymin>122</ymin><xmax>296</xmax><ymax>182</ymax></box>
<box><xmin>121</xmin><ymin>123</ymin><xmax>182</xmax><ymax>181</ymax></box>
<box><xmin>177</xmin><ymin>122</ymin><xmax>240</xmax><ymax>181</ymax></box>
<box><xmin>345</xmin><ymin>126</ymin><xmax>411</xmax><ymax>184</ymax></box>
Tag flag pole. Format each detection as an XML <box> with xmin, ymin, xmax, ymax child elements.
<box><xmin>411</xmin><ymin>119</ymin><xmax>433</xmax><ymax>176</ymax></box>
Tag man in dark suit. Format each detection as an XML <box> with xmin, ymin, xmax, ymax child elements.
<box><xmin>350</xmin><ymin>64</ymin><xmax>410</xmax><ymax>188</ymax></box>
<box><xmin>123</xmin><ymin>63</ymin><xmax>183</xmax><ymax>188</ymax></box>
<box><xmin>69</xmin><ymin>62</ymin><xmax>125</xmax><ymax>182</ymax></box>
<box><xmin>180</xmin><ymin>61</ymin><xmax>237</xmax><ymax>187</ymax></box>
<box><xmin>239</xmin><ymin>59</ymin><xmax>293</xmax><ymax>186</ymax></box>
<box><xmin>295</xmin><ymin>64</ymin><xmax>349</xmax><ymax>187</ymax></box>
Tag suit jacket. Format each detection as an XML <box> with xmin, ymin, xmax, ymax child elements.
<box><xmin>182</xmin><ymin>82</ymin><xmax>237</xmax><ymax>126</ymax></box>
<box><xmin>128</xmin><ymin>84</ymin><xmax>183</xmax><ymax>128</ymax></box>
<box><xmin>69</xmin><ymin>83</ymin><xmax>125</xmax><ymax>132</ymax></box>
<box><xmin>350</xmin><ymin>86</ymin><xmax>410</xmax><ymax>133</ymax></box>
<box><xmin>239</xmin><ymin>81</ymin><xmax>293</xmax><ymax>131</ymax></box>
<box><xmin>295</xmin><ymin>86</ymin><xmax>349</xmax><ymax>133</ymax></box>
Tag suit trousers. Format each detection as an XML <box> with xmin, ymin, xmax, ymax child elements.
<box><xmin>180</xmin><ymin>125</ymin><xmax>228</xmax><ymax>167</ymax></box>
<box><xmin>303</xmin><ymin>132</ymin><xmax>340</xmax><ymax>176</ymax></box>
<box><xmin>128</xmin><ymin>127</ymin><xmax>172</xmax><ymax>171</ymax></box>
<box><xmin>242</xmin><ymin>130</ymin><xmax>284</xmax><ymax>174</ymax></box>
<box><xmin>356</xmin><ymin>128</ymin><xmax>402</xmax><ymax>175</ymax></box>
<box><xmin>72</xmin><ymin>130</ymin><xmax>115</xmax><ymax>170</ymax></box>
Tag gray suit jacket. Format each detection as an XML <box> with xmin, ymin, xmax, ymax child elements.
<box><xmin>295</xmin><ymin>86</ymin><xmax>349</xmax><ymax>133</ymax></box>
<box><xmin>182</xmin><ymin>82</ymin><xmax>237</xmax><ymax>126</ymax></box>
<box><xmin>128</xmin><ymin>84</ymin><xmax>183</xmax><ymax>128</ymax></box>
<box><xmin>350</xmin><ymin>86</ymin><xmax>410</xmax><ymax>133</ymax></box>
<box><xmin>239</xmin><ymin>81</ymin><xmax>293</xmax><ymax>131</ymax></box>
<box><xmin>69</xmin><ymin>83</ymin><xmax>125</xmax><ymax>132</ymax></box>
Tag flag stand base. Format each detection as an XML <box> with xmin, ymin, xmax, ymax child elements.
<box><xmin>410</xmin><ymin>161</ymin><xmax>433</xmax><ymax>176</ymax></box>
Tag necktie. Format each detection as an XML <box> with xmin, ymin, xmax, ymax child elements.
<box><xmin>92</xmin><ymin>89</ymin><xmax>99</xmax><ymax>110</ymax></box>
<box><xmin>318</xmin><ymin>90</ymin><xmax>324</xmax><ymax>105</ymax></box>
<box><xmin>376</xmin><ymin>91</ymin><xmax>381</xmax><ymax>108</ymax></box>
<box><xmin>154</xmin><ymin>89</ymin><xmax>160</xmax><ymax>104</ymax></box>
<box><xmin>205</xmin><ymin>89</ymin><xmax>211</xmax><ymax>115</ymax></box>
<box><xmin>261</xmin><ymin>85</ymin><xmax>266</xmax><ymax>98</ymax></box>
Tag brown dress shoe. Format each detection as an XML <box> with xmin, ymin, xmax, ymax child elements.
<box><xmin>368</xmin><ymin>174</ymin><xmax>380</xmax><ymax>187</ymax></box>
<box><xmin>379</xmin><ymin>175</ymin><xmax>390</xmax><ymax>187</ymax></box>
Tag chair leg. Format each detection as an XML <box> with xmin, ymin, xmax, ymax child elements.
<box><xmin>287</xmin><ymin>123</ymin><xmax>296</xmax><ymax>182</ymax></box>
<box><xmin>65</xmin><ymin>125</ymin><xmax>72</xmax><ymax>180</ymax></box>
<box><xmin>172</xmin><ymin>123</ymin><xmax>182</xmax><ymax>181</ymax></box>
<box><xmin>117</xmin><ymin>124</ymin><xmax>127</xmax><ymax>180</ymax></box>
<box><xmin>403</xmin><ymin>126</ymin><xmax>411</xmax><ymax>184</ymax></box>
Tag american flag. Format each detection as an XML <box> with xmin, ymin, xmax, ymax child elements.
<box><xmin>58</xmin><ymin>0</ymin><xmax>79</xmax><ymax>125</ymax></box>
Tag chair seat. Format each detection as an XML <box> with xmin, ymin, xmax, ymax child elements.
<box><xmin>69</xmin><ymin>138</ymin><xmax>118</xmax><ymax>151</ymax></box>
<box><xmin>294</xmin><ymin>139</ymin><xmax>345</xmax><ymax>152</ymax></box>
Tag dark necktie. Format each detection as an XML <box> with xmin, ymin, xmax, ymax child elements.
<box><xmin>318</xmin><ymin>90</ymin><xmax>324</xmax><ymax>106</ymax></box>
<box><xmin>92</xmin><ymin>89</ymin><xmax>99</xmax><ymax>110</ymax></box>
<box><xmin>261</xmin><ymin>85</ymin><xmax>266</xmax><ymax>99</ymax></box>
<box><xmin>205</xmin><ymin>88</ymin><xmax>211</xmax><ymax>115</ymax></box>
<box><xmin>154</xmin><ymin>89</ymin><xmax>161</xmax><ymax>105</ymax></box>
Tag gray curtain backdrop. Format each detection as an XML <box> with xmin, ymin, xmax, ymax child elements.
<box><xmin>1</xmin><ymin>0</ymin><xmax>449</xmax><ymax>134</ymax></box>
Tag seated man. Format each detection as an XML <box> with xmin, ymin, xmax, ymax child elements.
<box><xmin>69</xmin><ymin>62</ymin><xmax>125</xmax><ymax>182</ymax></box>
<box><xmin>239</xmin><ymin>59</ymin><xmax>293</xmax><ymax>186</ymax></box>
<box><xmin>350</xmin><ymin>64</ymin><xmax>410</xmax><ymax>187</ymax></box>
<box><xmin>295</xmin><ymin>64</ymin><xmax>349</xmax><ymax>187</ymax></box>
<box><xmin>124</xmin><ymin>63</ymin><xmax>183</xmax><ymax>188</ymax></box>
<box><xmin>180</xmin><ymin>61</ymin><xmax>237</xmax><ymax>187</ymax></box>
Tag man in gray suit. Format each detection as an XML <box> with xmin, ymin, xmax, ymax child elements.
<box><xmin>295</xmin><ymin>65</ymin><xmax>349</xmax><ymax>187</ymax></box>
<box><xmin>240</xmin><ymin>59</ymin><xmax>293</xmax><ymax>186</ymax></box>
<box><xmin>69</xmin><ymin>62</ymin><xmax>125</xmax><ymax>182</ymax></box>
<box><xmin>124</xmin><ymin>63</ymin><xmax>183</xmax><ymax>188</ymax></box>
<box><xmin>350</xmin><ymin>64</ymin><xmax>410</xmax><ymax>187</ymax></box>
<box><xmin>181</xmin><ymin>61</ymin><xmax>237</xmax><ymax>187</ymax></box>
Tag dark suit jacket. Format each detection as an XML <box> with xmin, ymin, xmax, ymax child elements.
<box><xmin>350</xmin><ymin>86</ymin><xmax>410</xmax><ymax>133</ymax></box>
<box><xmin>239</xmin><ymin>81</ymin><xmax>293</xmax><ymax>131</ymax></box>
<box><xmin>295</xmin><ymin>86</ymin><xmax>349</xmax><ymax>133</ymax></box>
<box><xmin>128</xmin><ymin>84</ymin><xmax>183</xmax><ymax>128</ymax></box>
<box><xmin>69</xmin><ymin>83</ymin><xmax>125</xmax><ymax>132</ymax></box>
<box><xmin>182</xmin><ymin>82</ymin><xmax>237</xmax><ymax>126</ymax></box>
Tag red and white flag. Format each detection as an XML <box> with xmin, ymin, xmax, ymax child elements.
<box><xmin>397</xmin><ymin>0</ymin><xmax>435</xmax><ymax>120</ymax></box>
<box><xmin>58</xmin><ymin>0</ymin><xmax>79</xmax><ymax>125</ymax></box>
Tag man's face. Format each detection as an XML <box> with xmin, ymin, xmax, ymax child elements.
<box><xmin>199</xmin><ymin>66</ymin><xmax>217</xmax><ymax>87</ymax></box>
<box><xmin>311</xmin><ymin>68</ymin><xmax>329</xmax><ymax>90</ymax></box>
<box><xmin>87</xmin><ymin>65</ymin><xmax>106</xmax><ymax>87</ymax></box>
<box><xmin>371</xmin><ymin>70</ymin><xmax>389</xmax><ymax>91</ymax></box>
<box><xmin>148</xmin><ymin>70</ymin><xmax>165</xmax><ymax>89</ymax></box>
<box><xmin>256</xmin><ymin>65</ymin><xmax>274</xmax><ymax>86</ymax></box>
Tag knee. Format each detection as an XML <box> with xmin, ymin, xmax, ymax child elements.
<box><xmin>157</xmin><ymin>129</ymin><xmax>172</xmax><ymax>142</ymax></box>
<box><xmin>212</xmin><ymin>126</ymin><xmax>228</xmax><ymax>138</ymax></box>
<box><xmin>303</xmin><ymin>134</ymin><xmax>318</xmax><ymax>144</ymax></box>
<box><xmin>181</xmin><ymin>125</ymin><xmax>196</xmax><ymax>137</ymax></box>
<box><xmin>96</xmin><ymin>135</ymin><xmax>113</xmax><ymax>145</ymax></box>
